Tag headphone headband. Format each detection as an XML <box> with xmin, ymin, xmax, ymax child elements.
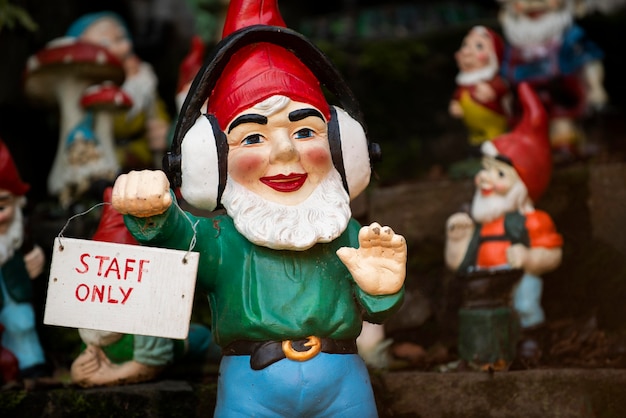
<box><xmin>166</xmin><ymin>25</ymin><xmax>370</xmax><ymax>188</ymax></box>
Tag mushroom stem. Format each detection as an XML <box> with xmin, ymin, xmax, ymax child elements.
<box><xmin>47</xmin><ymin>77</ymin><xmax>92</xmax><ymax>196</ymax></box>
<box><xmin>92</xmin><ymin>111</ymin><xmax>120</xmax><ymax>175</ymax></box>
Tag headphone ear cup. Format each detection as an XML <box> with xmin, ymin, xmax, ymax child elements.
<box><xmin>332</xmin><ymin>106</ymin><xmax>371</xmax><ymax>200</ymax></box>
<box><xmin>180</xmin><ymin>114</ymin><xmax>226</xmax><ymax>211</ymax></box>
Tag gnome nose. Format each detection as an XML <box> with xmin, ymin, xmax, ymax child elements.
<box><xmin>270</xmin><ymin>133</ymin><xmax>299</xmax><ymax>164</ymax></box>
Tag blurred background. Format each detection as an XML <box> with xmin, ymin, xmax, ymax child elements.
<box><xmin>1</xmin><ymin>0</ymin><xmax>625</xmax><ymax>200</ymax></box>
<box><xmin>1</xmin><ymin>0</ymin><xmax>625</xmax><ymax>372</ymax></box>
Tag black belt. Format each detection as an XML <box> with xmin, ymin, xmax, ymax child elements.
<box><xmin>223</xmin><ymin>337</ymin><xmax>358</xmax><ymax>370</ymax></box>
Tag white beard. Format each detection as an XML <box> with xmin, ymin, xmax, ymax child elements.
<box><xmin>471</xmin><ymin>180</ymin><xmax>533</xmax><ymax>223</ymax></box>
<box><xmin>500</xmin><ymin>8</ymin><xmax>573</xmax><ymax>49</ymax></box>
<box><xmin>456</xmin><ymin>61</ymin><xmax>499</xmax><ymax>86</ymax></box>
<box><xmin>221</xmin><ymin>169</ymin><xmax>352</xmax><ymax>251</ymax></box>
<box><xmin>122</xmin><ymin>62</ymin><xmax>158</xmax><ymax>120</ymax></box>
<box><xmin>0</xmin><ymin>205</ymin><xmax>24</xmax><ymax>266</ymax></box>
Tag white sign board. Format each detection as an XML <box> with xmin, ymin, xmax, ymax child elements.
<box><xmin>44</xmin><ymin>237</ymin><xmax>199</xmax><ymax>339</ymax></box>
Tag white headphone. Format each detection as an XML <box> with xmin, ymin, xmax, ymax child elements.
<box><xmin>165</xmin><ymin>25</ymin><xmax>380</xmax><ymax>211</ymax></box>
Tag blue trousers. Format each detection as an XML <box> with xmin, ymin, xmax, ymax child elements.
<box><xmin>214</xmin><ymin>353</ymin><xmax>378</xmax><ymax>417</ymax></box>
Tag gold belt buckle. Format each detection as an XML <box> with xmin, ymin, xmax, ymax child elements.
<box><xmin>282</xmin><ymin>336</ymin><xmax>322</xmax><ymax>361</ymax></box>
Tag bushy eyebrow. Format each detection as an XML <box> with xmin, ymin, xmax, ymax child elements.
<box><xmin>289</xmin><ymin>108</ymin><xmax>325</xmax><ymax>122</ymax></box>
<box><xmin>228</xmin><ymin>114</ymin><xmax>268</xmax><ymax>133</ymax></box>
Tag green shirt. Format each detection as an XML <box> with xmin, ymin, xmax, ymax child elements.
<box><xmin>124</xmin><ymin>201</ymin><xmax>404</xmax><ymax>347</ymax></box>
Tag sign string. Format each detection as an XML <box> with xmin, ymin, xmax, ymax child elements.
<box><xmin>56</xmin><ymin>200</ymin><xmax>199</xmax><ymax>262</ymax></box>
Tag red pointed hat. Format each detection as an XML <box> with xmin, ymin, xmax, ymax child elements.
<box><xmin>0</xmin><ymin>139</ymin><xmax>29</xmax><ymax>196</ymax></box>
<box><xmin>207</xmin><ymin>0</ymin><xmax>330</xmax><ymax>131</ymax></box>
<box><xmin>481</xmin><ymin>83</ymin><xmax>552</xmax><ymax>202</ymax></box>
<box><xmin>482</xmin><ymin>26</ymin><xmax>504</xmax><ymax>64</ymax></box>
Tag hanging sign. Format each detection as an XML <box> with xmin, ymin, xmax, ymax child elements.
<box><xmin>44</xmin><ymin>237</ymin><xmax>199</xmax><ymax>339</ymax></box>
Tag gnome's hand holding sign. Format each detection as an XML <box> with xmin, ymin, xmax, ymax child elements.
<box><xmin>110</xmin><ymin>0</ymin><xmax>406</xmax><ymax>415</ymax></box>
<box><xmin>112</xmin><ymin>170</ymin><xmax>172</xmax><ymax>218</ymax></box>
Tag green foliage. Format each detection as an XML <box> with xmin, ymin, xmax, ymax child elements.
<box><xmin>0</xmin><ymin>0</ymin><xmax>37</xmax><ymax>32</ymax></box>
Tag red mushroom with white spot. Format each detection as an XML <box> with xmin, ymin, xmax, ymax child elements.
<box><xmin>79</xmin><ymin>82</ymin><xmax>133</xmax><ymax>177</ymax></box>
<box><xmin>23</xmin><ymin>37</ymin><xmax>125</xmax><ymax>201</ymax></box>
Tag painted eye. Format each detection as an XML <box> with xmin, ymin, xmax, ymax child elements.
<box><xmin>476</xmin><ymin>42</ymin><xmax>484</xmax><ymax>50</ymax></box>
<box><xmin>242</xmin><ymin>134</ymin><xmax>263</xmax><ymax>145</ymax></box>
<box><xmin>498</xmin><ymin>170</ymin><xmax>505</xmax><ymax>178</ymax></box>
<box><xmin>294</xmin><ymin>128</ymin><xmax>314</xmax><ymax>139</ymax></box>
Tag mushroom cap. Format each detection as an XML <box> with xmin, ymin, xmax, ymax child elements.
<box><xmin>23</xmin><ymin>37</ymin><xmax>125</xmax><ymax>104</ymax></box>
<box><xmin>80</xmin><ymin>82</ymin><xmax>133</xmax><ymax>111</ymax></box>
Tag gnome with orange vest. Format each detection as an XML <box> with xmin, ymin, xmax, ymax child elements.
<box><xmin>0</xmin><ymin>139</ymin><xmax>48</xmax><ymax>378</ymax></box>
<box><xmin>445</xmin><ymin>83</ymin><xmax>563</xmax><ymax>362</ymax></box>
<box><xmin>110</xmin><ymin>0</ymin><xmax>406</xmax><ymax>415</ymax></box>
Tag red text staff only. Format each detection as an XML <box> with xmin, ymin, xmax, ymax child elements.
<box><xmin>75</xmin><ymin>253</ymin><xmax>150</xmax><ymax>282</ymax></box>
<box><xmin>72</xmin><ymin>253</ymin><xmax>150</xmax><ymax>305</ymax></box>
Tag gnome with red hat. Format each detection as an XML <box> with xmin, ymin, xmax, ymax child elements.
<box><xmin>110</xmin><ymin>0</ymin><xmax>406</xmax><ymax>415</ymax></box>
<box><xmin>449</xmin><ymin>25</ymin><xmax>511</xmax><ymax>150</ymax></box>
<box><xmin>445</xmin><ymin>83</ymin><xmax>563</xmax><ymax>366</ymax></box>
<box><xmin>0</xmin><ymin>139</ymin><xmax>49</xmax><ymax>379</ymax></box>
<box><xmin>70</xmin><ymin>187</ymin><xmax>220</xmax><ymax>388</ymax></box>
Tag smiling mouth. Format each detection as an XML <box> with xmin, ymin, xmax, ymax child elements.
<box><xmin>480</xmin><ymin>187</ymin><xmax>494</xmax><ymax>196</ymax></box>
<box><xmin>525</xmin><ymin>8</ymin><xmax>547</xmax><ymax>19</ymax></box>
<box><xmin>260</xmin><ymin>173</ymin><xmax>308</xmax><ymax>192</ymax></box>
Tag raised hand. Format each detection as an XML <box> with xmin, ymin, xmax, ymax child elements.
<box><xmin>336</xmin><ymin>222</ymin><xmax>407</xmax><ymax>296</ymax></box>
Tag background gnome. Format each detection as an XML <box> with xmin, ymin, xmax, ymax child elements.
<box><xmin>497</xmin><ymin>0</ymin><xmax>608</xmax><ymax>159</ymax></box>
<box><xmin>450</xmin><ymin>25</ymin><xmax>511</xmax><ymax>151</ymax></box>
<box><xmin>0</xmin><ymin>139</ymin><xmax>48</xmax><ymax>379</ymax></box>
<box><xmin>67</xmin><ymin>11</ymin><xmax>171</xmax><ymax>171</ymax></box>
<box><xmin>70</xmin><ymin>187</ymin><xmax>219</xmax><ymax>388</ymax></box>
<box><xmin>110</xmin><ymin>0</ymin><xmax>407</xmax><ymax>416</ymax></box>
<box><xmin>445</xmin><ymin>83</ymin><xmax>563</xmax><ymax>363</ymax></box>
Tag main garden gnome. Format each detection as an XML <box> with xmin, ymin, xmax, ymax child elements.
<box><xmin>0</xmin><ymin>139</ymin><xmax>48</xmax><ymax>378</ymax></box>
<box><xmin>445</xmin><ymin>83</ymin><xmax>563</xmax><ymax>365</ymax></box>
<box><xmin>111</xmin><ymin>0</ymin><xmax>407</xmax><ymax>416</ymax></box>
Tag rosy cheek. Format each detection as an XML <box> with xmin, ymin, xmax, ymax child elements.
<box><xmin>493</xmin><ymin>181</ymin><xmax>510</xmax><ymax>195</ymax></box>
<box><xmin>229</xmin><ymin>154</ymin><xmax>265</xmax><ymax>181</ymax></box>
<box><xmin>302</xmin><ymin>147</ymin><xmax>332</xmax><ymax>171</ymax></box>
<box><xmin>477</xmin><ymin>52</ymin><xmax>490</xmax><ymax>65</ymax></box>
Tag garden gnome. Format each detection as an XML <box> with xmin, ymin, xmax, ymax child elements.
<box><xmin>0</xmin><ymin>139</ymin><xmax>48</xmax><ymax>378</ymax></box>
<box><xmin>111</xmin><ymin>0</ymin><xmax>407</xmax><ymax>415</ymax></box>
<box><xmin>445</xmin><ymin>83</ymin><xmax>563</xmax><ymax>366</ymax></box>
<box><xmin>70</xmin><ymin>187</ymin><xmax>219</xmax><ymax>387</ymax></box>
<box><xmin>450</xmin><ymin>26</ymin><xmax>511</xmax><ymax>150</ymax></box>
<box><xmin>67</xmin><ymin>11</ymin><xmax>171</xmax><ymax>171</ymax></box>
<box><xmin>497</xmin><ymin>0</ymin><xmax>608</xmax><ymax>159</ymax></box>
